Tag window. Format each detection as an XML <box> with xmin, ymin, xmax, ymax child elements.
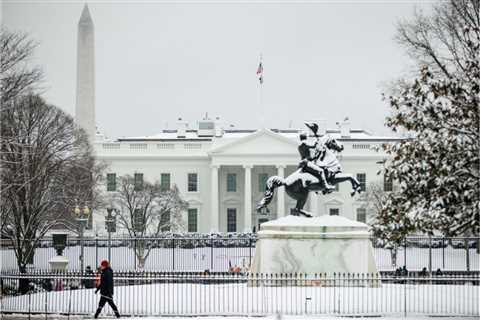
<box><xmin>160</xmin><ymin>173</ymin><xmax>171</xmax><ymax>191</ymax></box>
<box><xmin>160</xmin><ymin>211</ymin><xmax>170</xmax><ymax>232</ymax></box>
<box><xmin>356</xmin><ymin>173</ymin><xmax>366</xmax><ymax>192</ymax></box>
<box><xmin>134</xmin><ymin>173</ymin><xmax>143</xmax><ymax>191</ymax></box>
<box><xmin>329</xmin><ymin>208</ymin><xmax>339</xmax><ymax>216</ymax></box>
<box><xmin>188</xmin><ymin>208</ymin><xmax>198</xmax><ymax>232</ymax></box>
<box><xmin>227</xmin><ymin>208</ymin><xmax>237</xmax><ymax>232</ymax></box>
<box><xmin>106</xmin><ymin>173</ymin><xmax>116</xmax><ymax>191</ymax></box>
<box><xmin>384</xmin><ymin>175</ymin><xmax>393</xmax><ymax>192</ymax></box>
<box><xmin>356</xmin><ymin>208</ymin><xmax>367</xmax><ymax>223</ymax></box>
<box><xmin>188</xmin><ymin>173</ymin><xmax>198</xmax><ymax>192</ymax></box>
<box><xmin>258</xmin><ymin>173</ymin><xmax>269</xmax><ymax>192</ymax></box>
<box><xmin>227</xmin><ymin>173</ymin><xmax>237</xmax><ymax>192</ymax></box>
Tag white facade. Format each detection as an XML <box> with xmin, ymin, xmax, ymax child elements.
<box><xmin>92</xmin><ymin>126</ymin><xmax>401</xmax><ymax>234</ymax></box>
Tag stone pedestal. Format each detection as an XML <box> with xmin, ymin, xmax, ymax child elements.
<box><xmin>250</xmin><ymin>215</ymin><xmax>378</xmax><ymax>275</ymax></box>
<box><xmin>48</xmin><ymin>255</ymin><xmax>69</xmax><ymax>271</ymax></box>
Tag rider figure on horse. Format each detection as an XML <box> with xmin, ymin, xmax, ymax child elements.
<box><xmin>297</xmin><ymin>131</ymin><xmax>335</xmax><ymax>193</ymax></box>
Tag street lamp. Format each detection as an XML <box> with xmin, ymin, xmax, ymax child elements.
<box><xmin>75</xmin><ymin>204</ymin><xmax>91</xmax><ymax>272</ymax></box>
<box><xmin>105</xmin><ymin>208</ymin><xmax>117</xmax><ymax>262</ymax></box>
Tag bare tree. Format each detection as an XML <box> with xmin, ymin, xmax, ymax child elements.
<box><xmin>358</xmin><ymin>182</ymin><xmax>387</xmax><ymax>223</ymax></box>
<box><xmin>0</xmin><ymin>94</ymin><xmax>104</xmax><ymax>285</ymax></box>
<box><xmin>395</xmin><ymin>0</ymin><xmax>480</xmax><ymax>78</ymax></box>
<box><xmin>111</xmin><ymin>175</ymin><xmax>188</xmax><ymax>268</ymax></box>
<box><xmin>1</xmin><ymin>28</ymin><xmax>43</xmax><ymax>239</ymax></box>
<box><xmin>0</xmin><ymin>28</ymin><xmax>43</xmax><ymax>108</ymax></box>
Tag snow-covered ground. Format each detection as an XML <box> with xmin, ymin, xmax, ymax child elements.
<box><xmin>1</xmin><ymin>246</ymin><xmax>479</xmax><ymax>271</ymax></box>
<box><xmin>2</xmin><ymin>281</ymin><xmax>478</xmax><ymax>316</ymax></box>
<box><xmin>1</xmin><ymin>315</ymin><xmax>479</xmax><ymax>320</ymax></box>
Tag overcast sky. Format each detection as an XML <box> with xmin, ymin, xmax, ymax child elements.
<box><xmin>3</xmin><ymin>0</ymin><xmax>430</xmax><ymax>139</ymax></box>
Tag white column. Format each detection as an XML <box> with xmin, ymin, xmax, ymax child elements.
<box><xmin>276</xmin><ymin>165</ymin><xmax>286</xmax><ymax>217</ymax></box>
<box><xmin>243</xmin><ymin>165</ymin><xmax>252</xmax><ymax>232</ymax></box>
<box><xmin>309</xmin><ymin>192</ymin><xmax>318</xmax><ymax>215</ymax></box>
<box><xmin>210</xmin><ymin>165</ymin><xmax>219</xmax><ymax>232</ymax></box>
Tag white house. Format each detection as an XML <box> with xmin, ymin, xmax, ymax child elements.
<box><xmin>91</xmin><ymin>118</ymin><xmax>401</xmax><ymax>235</ymax></box>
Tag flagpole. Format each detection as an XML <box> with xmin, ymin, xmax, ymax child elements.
<box><xmin>258</xmin><ymin>53</ymin><xmax>265</xmax><ymax>129</ymax></box>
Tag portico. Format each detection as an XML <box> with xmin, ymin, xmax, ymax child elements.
<box><xmin>209</xmin><ymin>163</ymin><xmax>295</xmax><ymax>232</ymax></box>
<box><xmin>208</xmin><ymin>129</ymin><xmax>300</xmax><ymax>232</ymax></box>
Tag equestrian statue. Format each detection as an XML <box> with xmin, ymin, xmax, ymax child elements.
<box><xmin>256</xmin><ymin>122</ymin><xmax>362</xmax><ymax>218</ymax></box>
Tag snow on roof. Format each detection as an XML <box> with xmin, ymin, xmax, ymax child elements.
<box><xmin>115</xmin><ymin>128</ymin><xmax>401</xmax><ymax>142</ymax></box>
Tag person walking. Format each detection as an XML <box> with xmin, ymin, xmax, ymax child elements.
<box><xmin>94</xmin><ymin>260</ymin><xmax>120</xmax><ymax>318</ymax></box>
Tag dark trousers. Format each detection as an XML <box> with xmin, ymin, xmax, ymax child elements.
<box><xmin>94</xmin><ymin>295</ymin><xmax>120</xmax><ymax>318</ymax></box>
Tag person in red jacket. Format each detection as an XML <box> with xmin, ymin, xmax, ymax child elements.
<box><xmin>94</xmin><ymin>260</ymin><xmax>120</xmax><ymax>318</ymax></box>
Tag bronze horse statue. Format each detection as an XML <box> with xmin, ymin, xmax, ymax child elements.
<box><xmin>257</xmin><ymin>127</ymin><xmax>362</xmax><ymax>217</ymax></box>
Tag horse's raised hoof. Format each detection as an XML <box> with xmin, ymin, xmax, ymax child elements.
<box><xmin>350</xmin><ymin>186</ymin><xmax>361</xmax><ymax>197</ymax></box>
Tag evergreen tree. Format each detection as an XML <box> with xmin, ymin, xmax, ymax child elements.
<box><xmin>377</xmin><ymin>25</ymin><xmax>479</xmax><ymax>237</ymax></box>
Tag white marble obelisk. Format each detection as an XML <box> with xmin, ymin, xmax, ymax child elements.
<box><xmin>75</xmin><ymin>4</ymin><xmax>95</xmax><ymax>143</ymax></box>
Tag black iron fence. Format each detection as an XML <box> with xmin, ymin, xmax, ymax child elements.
<box><xmin>1</xmin><ymin>236</ymin><xmax>478</xmax><ymax>272</ymax></box>
<box><xmin>1</xmin><ymin>271</ymin><xmax>478</xmax><ymax>317</ymax></box>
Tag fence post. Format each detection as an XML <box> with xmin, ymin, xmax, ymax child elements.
<box><xmin>210</xmin><ymin>237</ymin><xmax>214</xmax><ymax>271</ymax></box>
<box><xmin>403</xmin><ymin>272</ymin><xmax>407</xmax><ymax>318</ymax></box>
<box><xmin>172</xmin><ymin>238</ymin><xmax>175</xmax><ymax>271</ymax></box>
<box><xmin>44</xmin><ymin>288</ymin><xmax>48</xmax><ymax>320</ymax></box>
<box><xmin>28</xmin><ymin>292</ymin><xmax>31</xmax><ymax>320</ymax></box>
<box><xmin>404</xmin><ymin>239</ymin><xmax>407</xmax><ymax>268</ymax></box>
<box><xmin>95</xmin><ymin>236</ymin><xmax>99</xmax><ymax>267</ymax></box>
<box><xmin>442</xmin><ymin>238</ymin><xmax>445</xmax><ymax>269</ymax></box>
<box><xmin>107</xmin><ymin>232</ymin><xmax>111</xmax><ymax>262</ymax></box>
<box><xmin>465</xmin><ymin>238</ymin><xmax>470</xmax><ymax>272</ymax></box>
<box><xmin>333</xmin><ymin>273</ymin><xmax>336</xmax><ymax>314</ymax></box>
<box><xmin>428</xmin><ymin>236</ymin><xmax>432</xmax><ymax>274</ymax></box>
<box><xmin>249</xmin><ymin>238</ymin><xmax>252</xmax><ymax>268</ymax></box>
<box><xmin>67</xmin><ymin>283</ymin><xmax>73</xmax><ymax>320</ymax></box>
<box><xmin>134</xmin><ymin>238</ymin><xmax>137</xmax><ymax>270</ymax></box>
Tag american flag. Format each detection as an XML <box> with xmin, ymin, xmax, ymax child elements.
<box><xmin>256</xmin><ymin>61</ymin><xmax>263</xmax><ymax>84</ymax></box>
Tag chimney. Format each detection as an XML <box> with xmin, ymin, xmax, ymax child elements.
<box><xmin>340</xmin><ymin>117</ymin><xmax>351</xmax><ymax>138</ymax></box>
<box><xmin>177</xmin><ymin>117</ymin><xmax>188</xmax><ymax>138</ymax></box>
<box><xmin>214</xmin><ymin>117</ymin><xmax>224</xmax><ymax>137</ymax></box>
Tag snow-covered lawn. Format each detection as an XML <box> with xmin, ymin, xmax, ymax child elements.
<box><xmin>1</xmin><ymin>246</ymin><xmax>479</xmax><ymax>271</ymax></box>
<box><xmin>2</xmin><ymin>282</ymin><xmax>478</xmax><ymax>316</ymax></box>
<box><xmin>1</xmin><ymin>315</ymin><xmax>479</xmax><ymax>320</ymax></box>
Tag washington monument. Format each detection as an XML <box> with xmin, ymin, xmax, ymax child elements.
<box><xmin>75</xmin><ymin>4</ymin><xmax>96</xmax><ymax>142</ymax></box>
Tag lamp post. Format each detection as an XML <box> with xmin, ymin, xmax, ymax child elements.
<box><xmin>75</xmin><ymin>204</ymin><xmax>91</xmax><ymax>272</ymax></box>
<box><xmin>105</xmin><ymin>208</ymin><xmax>117</xmax><ymax>262</ymax></box>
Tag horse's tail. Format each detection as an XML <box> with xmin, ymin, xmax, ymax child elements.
<box><xmin>256</xmin><ymin>176</ymin><xmax>285</xmax><ymax>211</ymax></box>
